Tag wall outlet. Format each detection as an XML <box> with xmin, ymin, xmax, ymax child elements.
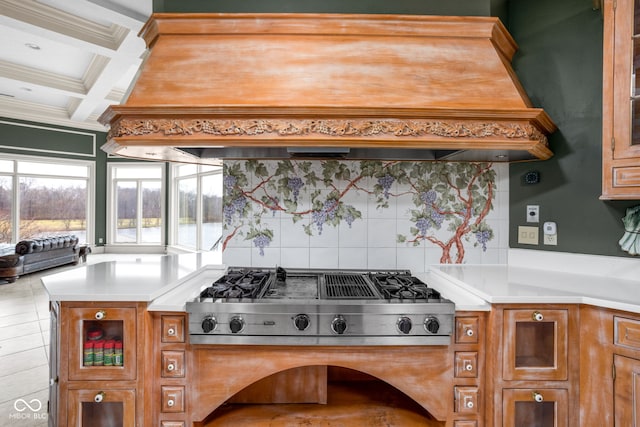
<box><xmin>526</xmin><ymin>205</ymin><xmax>540</xmax><ymax>223</ymax></box>
<box><xmin>518</xmin><ymin>226</ymin><xmax>539</xmax><ymax>245</ymax></box>
<box><xmin>98</xmin><ymin>237</ymin><xmax>103</xmax><ymax>244</ymax></box>
<box><xmin>544</xmin><ymin>234</ymin><xmax>558</xmax><ymax>245</ymax></box>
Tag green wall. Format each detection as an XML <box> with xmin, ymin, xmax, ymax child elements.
<box><xmin>507</xmin><ymin>0</ymin><xmax>638</xmax><ymax>257</ymax></box>
<box><xmin>155</xmin><ymin>0</ymin><xmax>500</xmax><ymax>18</ymax></box>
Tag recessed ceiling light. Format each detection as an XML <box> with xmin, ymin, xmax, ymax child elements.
<box><xmin>24</xmin><ymin>43</ymin><xmax>41</xmax><ymax>50</ymax></box>
<box><xmin>0</xmin><ymin>93</ymin><xmax>15</xmax><ymax>98</ymax></box>
<box><xmin>20</xmin><ymin>87</ymin><xmax>33</xmax><ymax>92</ymax></box>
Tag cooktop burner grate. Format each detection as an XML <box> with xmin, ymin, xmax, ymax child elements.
<box><xmin>322</xmin><ymin>274</ymin><xmax>378</xmax><ymax>299</ymax></box>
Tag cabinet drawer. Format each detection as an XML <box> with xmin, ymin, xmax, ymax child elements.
<box><xmin>161</xmin><ymin>422</ymin><xmax>185</xmax><ymax>427</ymax></box>
<box><xmin>455</xmin><ymin>352</ymin><xmax>478</xmax><ymax>378</ymax></box>
<box><xmin>455</xmin><ymin>317</ymin><xmax>479</xmax><ymax>344</ymax></box>
<box><xmin>454</xmin><ymin>386</ymin><xmax>478</xmax><ymax>414</ymax></box>
<box><xmin>615</xmin><ymin>316</ymin><xmax>640</xmax><ymax>350</ymax></box>
<box><xmin>161</xmin><ymin>386</ymin><xmax>185</xmax><ymax>413</ymax></box>
<box><xmin>162</xmin><ymin>351</ymin><xmax>185</xmax><ymax>378</ymax></box>
<box><xmin>613</xmin><ymin>166</ymin><xmax>640</xmax><ymax>187</ymax></box>
<box><xmin>162</xmin><ymin>316</ymin><xmax>185</xmax><ymax>343</ymax></box>
<box><xmin>453</xmin><ymin>421</ymin><xmax>477</xmax><ymax>427</ymax></box>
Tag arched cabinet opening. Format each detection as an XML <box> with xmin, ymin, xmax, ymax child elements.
<box><xmin>198</xmin><ymin>366</ymin><xmax>443</xmax><ymax>427</ymax></box>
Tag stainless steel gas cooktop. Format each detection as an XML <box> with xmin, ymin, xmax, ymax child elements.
<box><xmin>186</xmin><ymin>267</ymin><xmax>455</xmax><ymax>346</ymax></box>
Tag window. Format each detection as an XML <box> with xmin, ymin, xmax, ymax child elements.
<box><xmin>108</xmin><ymin>164</ymin><xmax>164</xmax><ymax>245</ymax></box>
<box><xmin>0</xmin><ymin>155</ymin><xmax>93</xmax><ymax>244</ymax></box>
<box><xmin>171</xmin><ymin>164</ymin><xmax>223</xmax><ymax>251</ymax></box>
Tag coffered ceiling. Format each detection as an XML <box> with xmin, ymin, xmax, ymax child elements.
<box><xmin>0</xmin><ymin>0</ymin><xmax>151</xmax><ymax>132</ymax></box>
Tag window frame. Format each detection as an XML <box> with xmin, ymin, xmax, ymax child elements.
<box><xmin>0</xmin><ymin>153</ymin><xmax>95</xmax><ymax>244</ymax></box>
<box><xmin>107</xmin><ymin>162</ymin><xmax>166</xmax><ymax>247</ymax></box>
<box><xmin>169</xmin><ymin>163</ymin><xmax>223</xmax><ymax>252</ymax></box>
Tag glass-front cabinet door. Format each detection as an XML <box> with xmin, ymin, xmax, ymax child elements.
<box><xmin>603</xmin><ymin>0</ymin><xmax>640</xmax><ymax>199</ymax></box>
<box><xmin>68</xmin><ymin>389</ymin><xmax>135</xmax><ymax>427</ymax></box>
<box><xmin>67</xmin><ymin>306</ymin><xmax>137</xmax><ymax>381</ymax></box>
<box><xmin>502</xmin><ymin>308</ymin><xmax>568</xmax><ymax>381</ymax></box>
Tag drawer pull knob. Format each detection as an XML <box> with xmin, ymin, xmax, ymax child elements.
<box><xmin>167</xmin><ymin>399</ymin><xmax>175</xmax><ymax>407</ymax></box>
<box><xmin>532</xmin><ymin>392</ymin><xmax>544</xmax><ymax>403</ymax></box>
<box><xmin>167</xmin><ymin>328</ymin><xmax>176</xmax><ymax>336</ymax></box>
<box><xmin>94</xmin><ymin>392</ymin><xmax>105</xmax><ymax>403</ymax></box>
<box><xmin>532</xmin><ymin>311</ymin><xmax>544</xmax><ymax>321</ymax></box>
<box><xmin>465</xmin><ymin>363</ymin><xmax>473</xmax><ymax>371</ymax></box>
<box><xmin>465</xmin><ymin>328</ymin><xmax>474</xmax><ymax>337</ymax></box>
<box><xmin>465</xmin><ymin>400</ymin><xmax>474</xmax><ymax>409</ymax></box>
<box><xmin>167</xmin><ymin>363</ymin><xmax>175</xmax><ymax>371</ymax></box>
<box><xmin>95</xmin><ymin>310</ymin><xmax>105</xmax><ymax>320</ymax></box>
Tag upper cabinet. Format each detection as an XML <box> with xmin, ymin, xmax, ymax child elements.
<box><xmin>603</xmin><ymin>0</ymin><xmax>640</xmax><ymax>199</ymax></box>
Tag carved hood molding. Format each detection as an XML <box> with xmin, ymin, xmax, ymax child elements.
<box><xmin>99</xmin><ymin>13</ymin><xmax>556</xmax><ymax>163</ymax></box>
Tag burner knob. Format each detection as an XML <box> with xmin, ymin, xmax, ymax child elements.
<box><xmin>424</xmin><ymin>317</ymin><xmax>440</xmax><ymax>334</ymax></box>
<box><xmin>229</xmin><ymin>316</ymin><xmax>245</xmax><ymax>334</ymax></box>
<box><xmin>331</xmin><ymin>315</ymin><xmax>347</xmax><ymax>335</ymax></box>
<box><xmin>396</xmin><ymin>316</ymin><xmax>413</xmax><ymax>334</ymax></box>
<box><xmin>201</xmin><ymin>316</ymin><xmax>217</xmax><ymax>333</ymax></box>
<box><xmin>293</xmin><ymin>314</ymin><xmax>311</xmax><ymax>331</ymax></box>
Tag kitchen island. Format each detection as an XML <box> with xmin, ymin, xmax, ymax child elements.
<box><xmin>40</xmin><ymin>250</ymin><xmax>640</xmax><ymax>426</ymax></box>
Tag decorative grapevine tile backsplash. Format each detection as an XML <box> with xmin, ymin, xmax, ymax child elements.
<box><xmin>221</xmin><ymin>160</ymin><xmax>508</xmax><ymax>271</ymax></box>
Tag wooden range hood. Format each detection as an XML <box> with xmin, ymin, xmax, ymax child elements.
<box><xmin>99</xmin><ymin>13</ymin><xmax>557</xmax><ymax>164</ymax></box>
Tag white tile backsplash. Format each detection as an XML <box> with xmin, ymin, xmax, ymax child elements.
<box><xmin>222</xmin><ymin>160</ymin><xmax>508</xmax><ymax>271</ymax></box>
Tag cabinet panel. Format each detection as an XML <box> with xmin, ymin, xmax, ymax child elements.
<box><xmin>161</xmin><ymin>315</ymin><xmax>185</xmax><ymax>343</ymax></box>
<box><xmin>503</xmin><ymin>309</ymin><xmax>568</xmax><ymax>381</ymax></box>
<box><xmin>614</xmin><ymin>355</ymin><xmax>640</xmax><ymax>426</ymax></box>
<box><xmin>455</xmin><ymin>317</ymin><xmax>479</xmax><ymax>344</ymax></box>
<box><xmin>615</xmin><ymin>316</ymin><xmax>640</xmax><ymax>350</ymax></box>
<box><xmin>161</xmin><ymin>350</ymin><xmax>185</xmax><ymax>378</ymax></box>
<box><xmin>454</xmin><ymin>386</ymin><xmax>478</xmax><ymax>414</ymax></box>
<box><xmin>454</xmin><ymin>351</ymin><xmax>478</xmax><ymax>378</ymax></box>
<box><xmin>502</xmin><ymin>388</ymin><xmax>568</xmax><ymax>427</ymax></box>
<box><xmin>68</xmin><ymin>306</ymin><xmax>137</xmax><ymax>381</ymax></box>
<box><xmin>68</xmin><ymin>388</ymin><xmax>135</xmax><ymax>427</ymax></box>
<box><xmin>161</xmin><ymin>386</ymin><xmax>185</xmax><ymax>413</ymax></box>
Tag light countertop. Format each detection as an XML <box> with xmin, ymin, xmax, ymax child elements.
<box><xmin>430</xmin><ymin>264</ymin><xmax>640</xmax><ymax>314</ymax></box>
<box><xmin>40</xmin><ymin>252</ymin><xmax>225</xmax><ymax>302</ymax></box>
<box><xmin>41</xmin><ymin>249</ymin><xmax>640</xmax><ymax>314</ymax></box>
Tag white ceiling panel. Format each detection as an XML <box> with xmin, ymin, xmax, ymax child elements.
<box><xmin>0</xmin><ymin>26</ymin><xmax>93</xmax><ymax>79</ymax></box>
<box><xmin>0</xmin><ymin>0</ymin><xmax>151</xmax><ymax>131</ymax></box>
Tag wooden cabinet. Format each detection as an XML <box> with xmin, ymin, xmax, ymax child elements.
<box><xmin>580</xmin><ymin>308</ymin><xmax>640</xmax><ymax>426</ymax></box>
<box><xmin>150</xmin><ymin>313</ymin><xmax>189</xmax><ymax>427</ymax></box>
<box><xmin>602</xmin><ymin>0</ymin><xmax>640</xmax><ymax>199</ymax></box>
<box><xmin>487</xmin><ymin>305</ymin><xmax>579</xmax><ymax>427</ymax></box>
<box><xmin>67</xmin><ymin>388</ymin><xmax>136</xmax><ymax>426</ymax></box>
<box><xmin>48</xmin><ymin>301</ymin><xmax>60</xmax><ymax>426</ymax></box>
<box><xmin>502</xmin><ymin>308</ymin><xmax>568</xmax><ymax>381</ymax></box>
<box><xmin>614</xmin><ymin>355</ymin><xmax>640</xmax><ymax>426</ymax></box>
<box><xmin>502</xmin><ymin>388</ymin><xmax>568</xmax><ymax>427</ymax></box>
<box><xmin>67</xmin><ymin>306</ymin><xmax>137</xmax><ymax>381</ymax></box>
<box><xmin>451</xmin><ymin>312</ymin><xmax>486</xmax><ymax>426</ymax></box>
<box><xmin>55</xmin><ymin>302</ymin><xmax>145</xmax><ymax>426</ymax></box>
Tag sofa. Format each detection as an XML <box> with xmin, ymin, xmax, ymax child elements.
<box><xmin>0</xmin><ymin>235</ymin><xmax>83</xmax><ymax>283</ymax></box>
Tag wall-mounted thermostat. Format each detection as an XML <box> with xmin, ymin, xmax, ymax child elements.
<box><xmin>543</xmin><ymin>221</ymin><xmax>557</xmax><ymax>235</ymax></box>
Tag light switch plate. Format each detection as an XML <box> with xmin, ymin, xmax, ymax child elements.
<box><xmin>518</xmin><ymin>226</ymin><xmax>539</xmax><ymax>245</ymax></box>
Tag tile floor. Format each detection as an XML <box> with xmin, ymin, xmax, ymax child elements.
<box><xmin>0</xmin><ymin>253</ymin><xmax>155</xmax><ymax>426</ymax></box>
